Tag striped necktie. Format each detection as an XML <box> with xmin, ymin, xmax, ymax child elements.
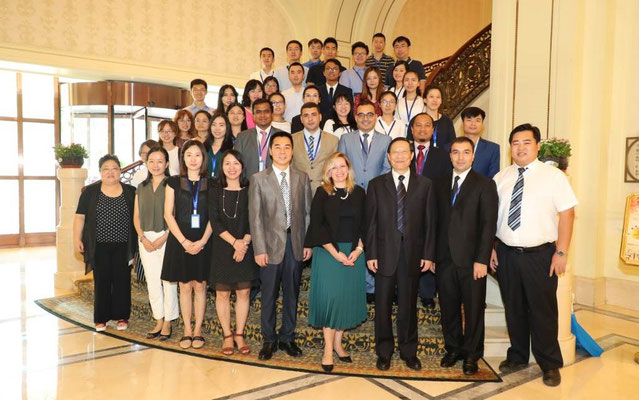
<box><xmin>307</xmin><ymin>135</ymin><xmax>315</xmax><ymax>162</ymax></box>
<box><xmin>397</xmin><ymin>175</ymin><xmax>406</xmax><ymax>234</ymax></box>
<box><xmin>280</xmin><ymin>171</ymin><xmax>291</xmax><ymax>229</ymax></box>
<box><xmin>507</xmin><ymin>167</ymin><xmax>526</xmax><ymax>230</ymax></box>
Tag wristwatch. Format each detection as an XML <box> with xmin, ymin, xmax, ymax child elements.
<box><xmin>555</xmin><ymin>250</ymin><xmax>566</xmax><ymax>257</ymax></box>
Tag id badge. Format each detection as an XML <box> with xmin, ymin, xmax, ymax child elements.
<box><xmin>259</xmin><ymin>159</ymin><xmax>265</xmax><ymax>172</ymax></box>
<box><xmin>191</xmin><ymin>214</ymin><xmax>201</xmax><ymax>229</ymax></box>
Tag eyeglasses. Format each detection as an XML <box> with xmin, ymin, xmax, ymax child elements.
<box><xmin>356</xmin><ymin>112</ymin><xmax>376</xmax><ymax>119</ymax></box>
<box><xmin>380</xmin><ymin>100</ymin><xmax>396</xmax><ymax>105</ymax></box>
<box><xmin>353</xmin><ymin>52</ymin><xmax>367</xmax><ymax>57</ymax></box>
<box><xmin>160</xmin><ymin>130</ymin><xmax>175</xmax><ymax>134</ymax></box>
<box><xmin>265</xmin><ymin>83</ymin><xmax>278</xmax><ymax>88</ymax></box>
<box><xmin>271</xmin><ymin>101</ymin><xmax>284</xmax><ymax>106</ymax></box>
<box><xmin>325</xmin><ymin>67</ymin><xmax>339</xmax><ymax>72</ymax></box>
<box><xmin>393</xmin><ymin>43</ymin><xmax>408</xmax><ymax>49</ymax></box>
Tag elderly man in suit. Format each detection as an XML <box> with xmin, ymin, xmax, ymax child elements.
<box><xmin>409</xmin><ymin>112</ymin><xmax>453</xmax><ymax>308</ymax></box>
<box><xmin>249</xmin><ymin>131</ymin><xmax>313</xmax><ymax>361</ymax></box>
<box><xmin>434</xmin><ymin>136</ymin><xmax>498</xmax><ymax>375</ymax></box>
<box><xmin>338</xmin><ymin>100</ymin><xmax>391</xmax><ymax>303</ymax></box>
<box><xmin>291</xmin><ymin>102</ymin><xmax>339</xmax><ymax>194</ymax></box>
<box><xmin>234</xmin><ymin>99</ymin><xmax>285</xmax><ymax>178</ymax></box>
<box><xmin>366</xmin><ymin>137</ymin><xmax>436</xmax><ymax>371</ymax></box>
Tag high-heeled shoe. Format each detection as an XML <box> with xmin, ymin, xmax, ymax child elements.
<box><xmin>159</xmin><ymin>325</ymin><xmax>172</xmax><ymax>341</ymax></box>
<box><xmin>334</xmin><ymin>350</ymin><xmax>353</xmax><ymax>363</ymax></box>
<box><xmin>321</xmin><ymin>363</ymin><xmax>334</xmax><ymax>372</ymax></box>
<box><xmin>234</xmin><ymin>332</ymin><xmax>251</xmax><ymax>355</ymax></box>
<box><xmin>222</xmin><ymin>334</ymin><xmax>234</xmax><ymax>355</ymax></box>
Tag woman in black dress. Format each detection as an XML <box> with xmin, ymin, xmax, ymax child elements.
<box><xmin>161</xmin><ymin>140</ymin><xmax>213</xmax><ymax>350</ymax></box>
<box><xmin>73</xmin><ymin>154</ymin><xmax>137</xmax><ymax>332</ymax></box>
<box><xmin>423</xmin><ymin>84</ymin><xmax>456</xmax><ymax>148</ymax></box>
<box><xmin>209</xmin><ymin>150</ymin><xmax>258</xmax><ymax>355</ymax></box>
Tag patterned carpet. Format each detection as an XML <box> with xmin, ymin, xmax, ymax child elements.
<box><xmin>35</xmin><ymin>269</ymin><xmax>500</xmax><ymax>381</ymax></box>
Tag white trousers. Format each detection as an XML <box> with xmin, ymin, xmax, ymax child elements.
<box><xmin>138</xmin><ymin>230</ymin><xmax>179</xmax><ymax>321</ymax></box>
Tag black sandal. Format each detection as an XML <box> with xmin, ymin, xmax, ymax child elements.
<box><xmin>192</xmin><ymin>336</ymin><xmax>205</xmax><ymax>349</ymax></box>
<box><xmin>179</xmin><ymin>336</ymin><xmax>192</xmax><ymax>349</ymax></box>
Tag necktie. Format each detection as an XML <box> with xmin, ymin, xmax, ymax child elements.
<box><xmin>307</xmin><ymin>135</ymin><xmax>315</xmax><ymax>161</ymax></box>
<box><xmin>507</xmin><ymin>167</ymin><xmax>526</xmax><ymax>230</ymax></box>
<box><xmin>451</xmin><ymin>175</ymin><xmax>460</xmax><ymax>205</ymax></box>
<box><xmin>329</xmin><ymin>87</ymin><xmax>334</xmax><ymax>99</ymax></box>
<box><xmin>259</xmin><ymin>130</ymin><xmax>268</xmax><ymax>162</ymax></box>
<box><xmin>397</xmin><ymin>175</ymin><xmax>406</xmax><ymax>234</ymax></box>
<box><xmin>362</xmin><ymin>133</ymin><xmax>370</xmax><ymax>158</ymax></box>
<box><xmin>280</xmin><ymin>171</ymin><xmax>291</xmax><ymax>228</ymax></box>
<box><xmin>416</xmin><ymin>145</ymin><xmax>425</xmax><ymax>174</ymax></box>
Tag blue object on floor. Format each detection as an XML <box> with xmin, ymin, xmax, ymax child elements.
<box><xmin>571</xmin><ymin>313</ymin><xmax>603</xmax><ymax>356</ymax></box>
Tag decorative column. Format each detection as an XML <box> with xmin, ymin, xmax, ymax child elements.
<box><xmin>54</xmin><ymin>168</ymin><xmax>88</xmax><ymax>291</ymax></box>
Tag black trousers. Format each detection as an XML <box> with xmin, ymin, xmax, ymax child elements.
<box><xmin>418</xmin><ymin>270</ymin><xmax>436</xmax><ymax>299</ymax></box>
<box><xmin>375</xmin><ymin>246</ymin><xmax>419</xmax><ymax>359</ymax></box>
<box><xmin>496</xmin><ymin>242</ymin><xmax>563</xmax><ymax>371</ymax></box>
<box><xmin>93</xmin><ymin>242</ymin><xmax>131</xmax><ymax>324</ymax></box>
<box><xmin>259</xmin><ymin>233</ymin><xmax>302</xmax><ymax>343</ymax></box>
<box><xmin>436</xmin><ymin>259</ymin><xmax>486</xmax><ymax>360</ymax></box>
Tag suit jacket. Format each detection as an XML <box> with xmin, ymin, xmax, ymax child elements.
<box><xmin>337</xmin><ymin>130</ymin><xmax>392</xmax><ymax>190</ymax></box>
<box><xmin>290</xmin><ymin>115</ymin><xmax>327</xmax><ymax>134</ymax></box>
<box><xmin>365</xmin><ymin>172</ymin><xmax>436</xmax><ymax>277</ymax></box>
<box><xmin>233</xmin><ymin>126</ymin><xmax>284</xmax><ymax>178</ymax></box>
<box><xmin>291</xmin><ymin>130</ymin><xmax>339</xmax><ymax>194</ymax></box>
<box><xmin>410</xmin><ymin>141</ymin><xmax>452</xmax><ymax>181</ymax></box>
<box><xmin>434</xmin><ymin>169</ymin><xmax>498</xmax><ymax>267</ymax></box>
<box><xmin>318</xmin><ymin>83</ymin><xmax>353</xmax><ymax>119</ymax></box>
<box><xmin>472</xmin><ymin>138</ymin><xmax>500</xmax><ymax>178</ymax></box>
<box><xmin>248</xmin><ymin>166</ymin><xmax>312</xmax><ymax>264</ymax></box>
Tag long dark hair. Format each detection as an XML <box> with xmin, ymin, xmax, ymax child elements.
<box><xmin>206</xmin><ymin>112</ymin><xmax>235</xmax><ymax>154</ymax></box>
<box><xmin>141</xmin><ymin>146</ymin><xmax>170</xmax><ymax>187</ymax></box>
<box><xmin>216</xmin><ymin>149</ymin><xmax>249</xmax><ymax>188</ymax></box>
<box><xmin>241</xmin><ymin>79</ymin><xmax>265</xmax><ymax>108</ymax></box>
<box><xmin>226</xmin><ymin>103</ymin><xmax>248</xmax><ymax>131</ymax></box>
<box><xmin>330</xmin><ymin>93</ymin><xmax>357</xmax><ymax>130</ymax></box>
<box><xmin>217</xmin><ymin>84</ymin><xmax>238</xmax><ymax>112</ymax></box>
<box><xmin>180</xmin><ymin>140</ymin><xmax>208</xmax><ymax>178</ymax></box>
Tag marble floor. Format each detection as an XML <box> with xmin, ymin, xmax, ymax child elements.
<box><xmin>2</xmin><ymin>246</ymin><xmax>638</xmax><ymax>399</ymax></box>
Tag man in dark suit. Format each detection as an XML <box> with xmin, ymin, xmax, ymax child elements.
<box><xmin>409</xmin><ymin>112</ymin><xmax>452</xmax><ymax>308</ymax></box>
<box><xmin>249</xmin><ymin>131</ymin><xmax>313</xmax><ymax>361</ymax></box>
<box><xmin>317</xmin><ymin>59</ymin><xmax>353</xmax><ymax>121</ymax></box>
<box><xmin>460</xmin><ymin>107</ymin><xmax>500</xmax><ymax>178</ymax></box>
<box><xmin>434</xmin><ymin>136</ymin><xmax>498</xmax><ymax>375</ymax></box>
<box><xmin>306</xmin><ymin>37</ymin><xmax>345</xmax><ymax>86</ymax></box>
<box><xmin>366</xmin><ymin>137</ymin><xmax>436</xmax><ymax>371</ymax></box>
<box><xmin>233</xmin><ymin>99</ymin><xmax>284</xmax><ymax>178</ymax></box>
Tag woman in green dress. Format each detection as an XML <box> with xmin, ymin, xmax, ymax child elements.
<box><xmin>305</xmin><ymin>152</ymin><xmax>367</xmax><ymax>372</ymax></box>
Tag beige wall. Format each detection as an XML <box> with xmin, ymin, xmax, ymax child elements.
<box><xmin>392</xmin><ymin>0</ymin><xmax>492</xmax><ymax>63</ymax></box>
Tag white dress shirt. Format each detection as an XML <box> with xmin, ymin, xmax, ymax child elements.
<box><xmin>249</xmin><ymin>69</ymin><xmax>274</xmax><ymax>82</ymax></box>
<box><xmin>451</xmin><ymin>167</ymin><xmax>472</xmax><ymax>189</ymax></box>
<box><xmin>303</xmin><ymin>128</ymin><xmax>321</xmax><ymax>157</ymax></box>
<box><xmin>359</xmin><ymin>129</ymin><xmax>375</xmax><ymax>153</ymax></box>
<box><xmin>494</xmin><ymin>159</ymin><xmax>578</xmax><ymax>247</ymax></box>
<box><xmin>271</xmin><ymin>164</ymin><xmax>291</xmax><ymax>188</ymax></box>
<box><xmin>392</xmin><ymin>168</ymin><xmax>411</xmax><ymax>190</ymax></box>
<box><xmin>377</xmin><ymin>116</ymin><xmax>406</xmax><ymax>139</ymax></box>
<box><xmin>282</xmin><ymin>87</ymin><xmax>304</xmax><ymax>122</ymax></box>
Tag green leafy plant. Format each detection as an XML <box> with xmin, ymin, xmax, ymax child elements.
<box><xmin>539</xmin><ymin>138</ymin><xmax>571</xmax><ymax>159</ymax></box>
<box><xmin>53</xmin><ymin>143</ymin><xmax>88</xmax><ymax>161</ymax></box>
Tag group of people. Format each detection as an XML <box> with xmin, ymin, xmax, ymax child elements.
<box><xmin>71</xmin><ymin>32</ymin><xmax>577</xmax><ymax>387</ymax></box>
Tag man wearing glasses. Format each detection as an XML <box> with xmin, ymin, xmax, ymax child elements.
<box><xmin>339</xmin><ymin>42</ymin><xmax>370</xmax><ymax>95</ymax></box>
<box><xmin>384</xmin><ymin>37</ymin><xmax>427</xmax><ymax>94</ymax></box>
<box><xmin>317</xmin><ymin>59</ymin><xmax>353</xmax><ymax>121</ymax></box>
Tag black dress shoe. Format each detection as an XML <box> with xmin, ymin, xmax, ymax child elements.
<box><xmin>258</xmin><ymin>342</ymin><xmax>278</xmax><ymax>360</ymax></box>
<box><xmin>376</xmin><ymin>356</ymin><xmax>391</xmax><ymax>371</ymax></box>
<box><xmin>498</xmin><ymin>359</ymin><xmax>529</xmax><ymax>374</ymax></box>
<box><xmin>334</xmin><ymin>351</ymin><xmax>352</xmax><ymax>363</ymax></box>
<box><xmin>440</xmin><ymin>352</ymin><xmax>464</xmax><ymax>367</ymax></box>
<box><xmin>462</xmin><ymin>358</ymin><xmax>479</xmax><ymax>375</ymax></box>
<box><xmin>146</xmin><ymin>329</ymin><xmax>162</xmax><ymax>339</ymax></box>
<box><xmin>366</xmin><ymin>293</ymin><xmax>375</xmax><ymax>304</ymax></box>
<box><xmin>159</xmin><ymin>326</ymin><xmax>172</xmax><ymax>341</ymax></box>
<box><xmin>421</xmin><ymin>297</ymin><xmax>436</xmax><ymax>308</ymax></box>
<box><xmin>278</xmin><ymin>341</ymin><xmax>303</xmax><ymax>357</ymax></box>
<box><xmin>401</xmin><ymin>356</ymin><xmax>422</xmax><ymax>371</ymax></box>
<box><xmin>321</xmin><ymin>363</ymin><xmax>334</xmax><ymax>372</ymax></box>
<box><xmin>542</xmin><ymin>368</ymin><xmax>561</xmax><ymax>386</ymax></box>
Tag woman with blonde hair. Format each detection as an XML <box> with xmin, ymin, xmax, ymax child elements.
<box><xmin>305</xmin><ymin>152</ymin><xmax>367</xmax><ymax>372</ymax></box>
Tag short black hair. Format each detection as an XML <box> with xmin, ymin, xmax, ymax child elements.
<box><xmin>190</xmin><ymin>79</ymin><xmax>207</xmax><ymax>90</ymax></box>
<box><xmin>509</xmin><ymin>123</ymin><xmax>541</xmax><ymax>144</ymax></box>
<box><xmin>300</xmin><ymin>101</ymin><xmax>321</xmax><ymax>114</ymax></box>
<box><xmin>216</xmin><ymin>149</ymin><xmax>249</xmax><ymax>188</ymax></box>
<box><xmin>372</xmin><ymin>32</ymin><xmax>386</xmax><ymax>41</ymax></box>
<box><xmin>288</xmin><ymin>62</ymin><xmax>304</xmax><ymax>73</ymax></box>
<box><xmin>323</xmin><ymin>37</ymin><xmax>338</xmax><ymax>48</ymax></box>
<box><xmin>323</xmin><ymin>58</ymin><xmax>342</xmax><ymax>70</ymax></box>
<box><xmin>268</xmin><ymin>91</ymin><xmax>285</xmax><ymax>104</ymax></box>
<box><xmin>449</xmin><ymin>136</ymin><xmax>475</xmax><ymax>153</ymax></box>
<box><xmin>263</xmin><ymin>76</ymin><xmax>279</xmax><ymax>91</ymax></box>
<box><xmin>139</xmin><ymin>139</ymin><xmax>160</xmax><ymax>155</ymax></box>
<box><xmin>302</xmin><ymin>84</ymin><xmax>320</xmax><ymax>99</ymax></box>
<box><xmin>392</xmin><ymin>36</ymin><xmax>411</xmax><ymax>47</ymax></box>
<box><xmin>351</xmin><ymin>41</ymin><xmax>369</xmax><ymax>55</ymax></box>
<box><xmin>98</xmin><ymin>154</ymin><xmax>120</xmax><ymax>169</ymax></box>
<box><xmin>251</xmin><ymin>98</ymin><xmax>273</xmax><ymax>113</ymax></box>
<box><xmin>356</xmin><ymin>99</ymin><xmax>376</xmax><ymax>112</ymax></box>
<box><xmin>461</xmin><ymin>107</ymin><xmax>486</xmax><ymax>120</ymax></box>
<box><xmin>269</xmin><ymin>131</ymin><xmax>293</xmax><ymax>149</ymax></box>
<box><xmin>260</xmin><ymin>47</ymin><xmax>274</xmax><ymax>57</ymax></box>
<box><xmin>308</xmin><ymin>38</ymin><xmax>322</xmax><ymax>47</ymax></box>
<box><xmin>409</xmin><ymin>112</ymin><xmax>434</xmax><ymax>128</ymax></box>
<box><xmin>387</xmin><ymin>137</ymin><xmax>413</xmax><ymax>154</ymax></box>
<box><xmin>379</xmin><ymin>90</ymin><xmax>397</xmax><ymax>102</ymax></box>
<box><xmin>286</xmin><ymin>40</ymin><xmax>303</xmax><ymax>51</ymax></box>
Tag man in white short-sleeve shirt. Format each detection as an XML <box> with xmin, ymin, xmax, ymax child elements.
<box><xmin>490</xmin><ymin>123</ymin><xmax>577</xmax><ymax>388</ymax></box>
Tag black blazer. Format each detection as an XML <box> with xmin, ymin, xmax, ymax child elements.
<box><xmin>365</xmin><ymin>172</ymin><xmax>436</xmax><ymax>277</ymax></box>
<box><xmin>304</xmin><ymin>185</ymin><xmax>366</xmax><ymax>252</ymax></box>
<box><xmin>318</xmin><ymin>83</ymin><xmax>353</xmax><ymax>120</ymax></box>
<box><xmin>410</xmin><ymin>142</ymin><xmax>452</xmax><ymax>181</ymax></box>
<box><xmin>433</xmin><ymin>169</ymin><xmax>498</xmax><ymax>267</ymax></box>
<box><xmin>76</xmin><ymin>182</ymin><xmax>137</xmax><ymax>274</ymax></box>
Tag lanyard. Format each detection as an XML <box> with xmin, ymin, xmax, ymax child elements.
<box><xmin>432</xmin><ymin>124</ymin><xmax>438</xmax><ymax>147</ymax></box>
<box><xmin>190</xmin><ymin>179</ymin><xmax>202</xmax><ymax>215</ymax></box>
<box><xmin>354</xmin><ymin>68</ymin><xmax>364</xmax><ymax>82</ymax></box>
<box><xmin>303</xmin><ymin>132</ymin><xmax>322</xmax><ymax>162</ymax></box>
<box><xmin>416</xmin><ymin>146</ymin><xmax>428</xmax><ymax>175</ymax></box>
<box><xmin>257</xmin><ymin>127</ymin><xmax>272</xmax><ymax>161</ymax></box>
<box><xmin>377</xmin><ymin>119</ymin><xmax>396</xmax><ymax>136</ymax></box>
<box><xmin>210</xmin><ymin>151</ymin><xmax>218</xmax><ymax>178</ymax></box>
<box><xmin>359</xmin><ymin>134</ymin><xmax>371</xmax><ymax>155</ymax></box>
<box><xmin>404</xmin><ymin>97</ymin><xmax>418</xmax><ymax>124</ymax></box>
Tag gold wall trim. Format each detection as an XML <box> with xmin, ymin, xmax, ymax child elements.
<box><xmin>511</xmin><ymin>0</ymin><xmax>520</xmax><ymax>129</ymax></box>
<box><xmin>546</xmin><ymin>0</ymin><xmax>555</xmax><ymax>139</ymax></box>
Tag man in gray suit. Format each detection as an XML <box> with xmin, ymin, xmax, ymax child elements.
<box><xmin>291</xmin><ymin>102</ymin><xmax>339</xmax><ymax>195</ymax></box>
<box><xmin>338</xmin><ymin>100</ymin><xmax>391</xmax><ymax>303</ymax></box>
<box><xmin>234</xmin><ymin>99</ymin><xmax>284</xmax><ymax>178</ymax></box>
<box><xmin>249</xmin><ymin>131</ymin><xmax>313</xmax><ymax>361</ymax></box>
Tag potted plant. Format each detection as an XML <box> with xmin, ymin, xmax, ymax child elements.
<box><xmin>53</xmin><ymin>143</ymin><xmax>89</xmax><ymax>168</ymax></box>
<box><xmin>538</xmin><ymin>138</ymin><xmax>571</xmax><ymax>171</ymax></box>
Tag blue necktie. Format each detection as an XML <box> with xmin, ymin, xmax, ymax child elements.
<box><xmin>507</xmin><ymin>168</ymin><xmax>526</xmax><ymax>230</ymax></box>
<box><xmin>451</xmin><ymin>176</ymin><xmax>460</xmax><ymax>205</ymax></box>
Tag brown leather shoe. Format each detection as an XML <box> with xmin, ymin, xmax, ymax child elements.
<box><xmin>542</xmin><ymin>369</ymin><xmax>561</xmax><ymax>386</ymax></box>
